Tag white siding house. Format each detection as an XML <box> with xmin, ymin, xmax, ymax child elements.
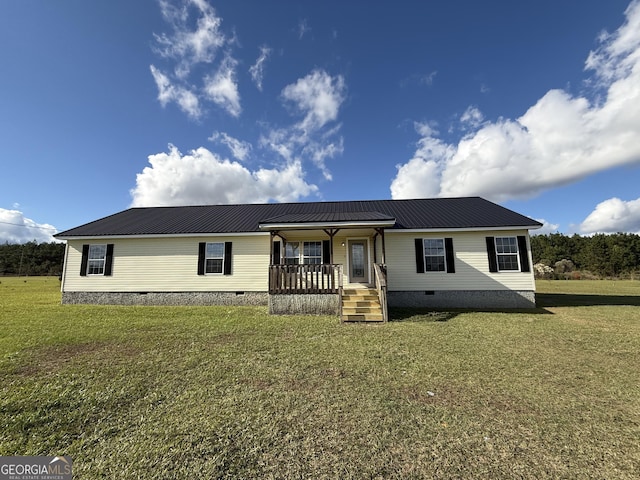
<box><xmin>55</xmin><ymin>197</ymin><xmax>542</xmax><ymax>318</ymax></box>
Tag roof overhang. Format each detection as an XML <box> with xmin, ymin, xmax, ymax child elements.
<box><xmin>54</xmin><ymin>231</ymin><xmax>269</xmax><ymax>241</ymax></box>
<box><xmin>258</xmin><ymin>210</ymin><xmax>396</xmax><ymax>231</ymax></box>
<box><xmin>384</xmin><ymin>225</ymin><xmax>542</xmax><ymax>234</ymax></box>
<box><xmin>259</xmin><ymin>219</ymin><xmax>397</xmax><ymax>231</ymax></box>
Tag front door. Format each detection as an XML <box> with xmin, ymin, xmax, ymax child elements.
<box><xmin>348</xmin><ymin>239</ymin><xmax>369</xmax><ymax>284</ymax></box>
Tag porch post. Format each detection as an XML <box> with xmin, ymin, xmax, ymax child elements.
<box><xmin>270</xmin><ymin>231</ymin><xmax>276</xmax><ymax>265</ymax></box>
<box><xmin>375</xmin><ymin>228</ymin><xmax>387</xmax><ymax>264</ymax></box>
<box><xmin>323</xmin><ymin>228</ymin><xmax>340</xmax><ymax>264</ymax></box>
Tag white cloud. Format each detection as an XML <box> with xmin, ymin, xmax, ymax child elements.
<box><xmin>151</xmin><ymin>0</ymin><xmax>240</xmax><ymax>119</ymax></box>
<box><xmin>130</xmin><ymin>145</ymin><xmax>317</xmax><ymax>207</ymax></box>
<box><xmin>208</xmin><ymin>131</ymin><xmax>252</xmax><ymax>161</ymax></box>
<box><xmin>531</xmin><ymin>218</ymin><xmax>560</xmax><ymax>235</ymax></box>
<box><xmin>281</xmin><ymin>69</ymin><xmax>346</xmax><ymax>132</ymax></box>
<box><xmin>150</xmin><ymin>65</ymin><xmax>201</xmax><ymax>118</ymax></box>
<box><xmin>460</xmin><ymin>105</ymin><xmax>484</xmax><ymax>129</ymax></box>
<box><xmin>203</xmin><ymin>55</ymin><xmax>241</xmax><ymax>117</ymax></box>
<box><xmin>259</xmin><ymin>69</ymin><xmax>347</xmax><ymax>181</ymax></box>
<box><xmin>579</xmin><ymin>197</ymin><xmax>640</xmax><ymax>234</ymax></box>
<box><xmin>0</xmin><ymin>208</ymin><xmax>59</xmax><ymax>244</ymax></box>
<box><xmin>249</xmin><ymin>46</ymin><xmax>271</xmax><ymax>91</ymax></box>
<box><xmin>154</xmin><ymin>0</ymin><xmax>226</xmax><ymax>79</ymax></box>
<box><xmin>391</xmin><ymin>1</ymin><xmax>640</xmax><ymax>202</ymax></box>
<box><xmin>400</xmin><ymin>71</ymin><xmax>438</xmax><ymax>88</ymax></box>
<box><xmin>297</xmin><ymin>19</ymin><xmax>310</xmax><ymax>39</ymax></box>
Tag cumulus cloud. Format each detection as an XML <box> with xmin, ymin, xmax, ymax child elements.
<box><xmin>151</xmin><ymin>0</ymin><xmax>240</xmax><ymax>118</ymax></box>
<box><xmin>208</xmin><ymin>131</ymin><xmax>252</xmax><ymax>161</ymax></box>
<box><xmin>579</xmin><ymin>197</ymin><xmax>640</xmax><ymax>234</ymax></box>
<box><xmin>130</xmin><ymin>145</ymin><xmax>317</xmax><ymax>207</ymax></box>
<box><xmin>0</xmin><ymin>208</ymin><xmax>59</xmax><ymax>244</ymax></box>
<box><xmin>391</xmin><ymin>0</ymin><xmax>640</xmax><ymax>202</ymax></box>
<box><xmin>531</xmin><ymin>218</ymin><xmax>560</xmax><ymax>235</ymax></box>
<box><xmin>249</xmin><ymin>46</ymin><xmax>271</xmax><ymax>91</ymax></box>
<box><xmin>203</xmin><ymin>55</ymin><xmax>241</xmax><ymax>117</ymax></box>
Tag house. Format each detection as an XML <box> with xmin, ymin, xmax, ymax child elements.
<box><xmin>54</xmin><ymin>197</ymin><xmax>542</xmax><ymax>321</ymax></box>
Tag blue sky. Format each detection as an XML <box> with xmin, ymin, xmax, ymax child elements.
<box><xmin>2</xmin><ymin>0</ymin><xmax>640</xmax><ymax>243</ymax></box>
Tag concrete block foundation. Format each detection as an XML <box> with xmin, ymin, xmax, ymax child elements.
<box><xmin>387</xmin><ymin>290</ymin><xmax>536</xmax><ymax>309</ymax></box>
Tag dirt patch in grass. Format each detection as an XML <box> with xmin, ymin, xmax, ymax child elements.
<box><xmin>13</xmin><ymin>342</ymin><xmax>141</xmax><ymax>377</ymax></box>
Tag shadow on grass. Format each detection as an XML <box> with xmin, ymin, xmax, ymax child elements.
<box><xmin>389</xmin><ymin>309</ymin><xmax>460</xmax><ymax>322</ymax></box>
<box><xmin>536</xmin><ymin>293</ymin><xmax>640</xmax><ymax>308</ymax></box>
<box><xmin>389</xmin><ymin>305</ymin><xmax>555</xmax><ymax>322</ymax></box>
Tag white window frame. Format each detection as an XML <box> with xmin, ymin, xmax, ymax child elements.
<box><xmin>284</xmin><ymin>242</ymin><xmax>300</xmax><ymax>265</ymax></box>
<box><xmin>303</xmin><ymin>241</ymin><xmax>323</xmax><ymax>265</ymax></box>
<box><xmin>87</xmin><ymin>244</ymin><xmax>107</xmax><ymax>276</ymax></box>
<box><xmin>423</xmin><ymin>238</ymin><xmax>446</xmax><ymax>273</ymax></box>
<box><xmin>495</xmin><ymin>236</ymin><xmax>520</xmax><ymax>272</ymax></box>
<box><xmin>283</xmin><ymin>240</ymin><xmax>323</xmax><ymax>265</ymax></box>
<box><xmin>205</xmin><ymin>242</ymin><xmax>225</xmax><ymax>275</ymax></box>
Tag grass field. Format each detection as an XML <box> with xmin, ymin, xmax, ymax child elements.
<box><xmin>1</xmin><ymin>277</ymin><xmax>639</xmax><ymax>478</ymax></box>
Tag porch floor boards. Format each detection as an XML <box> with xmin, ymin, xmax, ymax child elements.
<box><xmin>341</xmin><ymin>287</ymin><xmax>384</xmax><ymax>322</ymax></box>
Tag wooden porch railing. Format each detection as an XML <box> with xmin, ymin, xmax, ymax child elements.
<box><xmin>269</xmin><ymin>264</ymin><xmax>342</xmax><ymax>294</ymax></box>
<box><xmin>373</xmin><ymin>263</ymin><xmax>389</xmax><ymax>323</ymax></box>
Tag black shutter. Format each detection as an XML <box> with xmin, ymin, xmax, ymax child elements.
<box><xmin>273</xmin><ymin>241</ymin><xmax>281</xmax><ymax>265</ymax></box>
<box><xmin>80</xmin><ymin>244</ymin><xmax>89</xmax><ymax>276</ymax></box>
<box><xmin>197</xmin><ymin>242</ymin><xmax>206</xmax><ymax>275</ymax></box>
<box><xmin>104</xmin><ymin>244</ymin><xmax>114</xmax><ymax>276</ymax></box>
<box><xmin>445</xmin><ymin>238</ymin><xmax>455</xmax><ymax>273</ymax></box>
<box><xmin>223</xmin><ymin>242</ymin><xmax>232</xmax><ymax>275</ymax></box>
<box><xmin>322</xmin><ymin>240</ymin><xmax>331</xmax><ymax>265</ymax></box>
<box><xmin>486</xmin><ymin>237</ymin><xmax>498</xmax><ymax>272</ymax></box>
<box><xmin>517</xmin><ymin>235</ymin><xmax>530</xmax><ymax>272</ymax></box>
<box><xmin>415</xmin><ymin>239</ymin><xmax>425</xmax><ymax>273</ymax></box>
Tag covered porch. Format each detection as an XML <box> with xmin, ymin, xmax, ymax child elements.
<box><xmin>258</xmin><ymin>211</ymin><xmax>395</xmax><ymax>322</ymax></box>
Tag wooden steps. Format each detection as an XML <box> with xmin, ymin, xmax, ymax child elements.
<box><xmin>341</xmin><ymin>288</ymin><xmax>384</xmax><ymax>322</ymax></box>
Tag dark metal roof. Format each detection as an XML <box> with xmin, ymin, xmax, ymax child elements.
<box><xmin>55</xmin><ymin>197</ymin><xmax>543</xmax><ymax>238</ymax></box>
<box><xmin>260</xmin><ymin>210</ymin><xmax>396</xmax><ymax>225</ymax></box>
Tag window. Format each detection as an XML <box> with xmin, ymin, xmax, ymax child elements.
<box><xmin>205</xmin><ymin>242</ymin><xmax>225</xmax><ymax>274</ymax></box>
<box><xmin>284</xmin><ymin>242</ymin><xmax>300</xmax><ymax>264</ymax></box>
<box><xmin>415</xmin><ymin>238</ymin><xmax>455</xmax><ymax>274</ymax></box>
<box><xmin>423</xmin><ymin>238</ymin><xmax>446</xmax><ymax>272</ymax></box>
<box><xmin>495</xmin><ymin>237</ymin><xmax>519</xmax><ymax>271</ymax></box>
<box><xmin>87</xmin><ymin>244</ymin><xmax>107</xmax><ymax>275</ymax></box>
<box><xmin>198</xmin><ymin>242</ymin><xmax>232</xmax><ymax>275</ymax></box>
<box><xmin>303</xmin><ymin>241</ymin><xmax>322</xmax><ymax>264</ymax></box>
<box><xmin>282</xmin><ymin>241</ymin><xmax>324</xmax><ymax>264</ymax></box>
<box><xmin>80</xmin><ymin>244</ymin><xmax>113</xmax><ymax>276</ymax></box>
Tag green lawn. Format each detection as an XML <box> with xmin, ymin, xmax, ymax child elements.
<box><xmin>1</xmin><ymin>277</ymin><xmax>639</xmax><ymax>479</ymax></box>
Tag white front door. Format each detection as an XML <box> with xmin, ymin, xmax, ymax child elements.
<box><xmin>348</xmin><ymin>239</ymin><xmax>369</xmax><ymax>284</ymax></box>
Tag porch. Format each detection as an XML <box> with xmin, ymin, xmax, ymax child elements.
<box><xmin>259</xmin><ymin>210</ymin><xmax>395</xmax><ymax>322</ymax></box>
<box><xmin>267</xmin><ymin>263</ymin><xmax>389</xmax><ymax>322</ymax></box>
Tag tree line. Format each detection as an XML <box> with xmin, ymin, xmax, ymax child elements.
<box><xmin>0</xmin><ymin>242</ymin><xmax>66</xmax><ymax>276</ymax></box>
<box><xmin>531</xmin><ymin>233</ymin><xmax>640</xmax><ymax>279</ymax></box>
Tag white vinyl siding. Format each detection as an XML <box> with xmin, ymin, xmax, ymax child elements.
<box><xmin>62</xmin><ymin>235</ymin><xmax>270</xmax><ymax>292</ymax></box>
<box><xmin>385</xmin><ymin>230</ymin><xmax>535</xmax><ymax>291</ymax></box>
